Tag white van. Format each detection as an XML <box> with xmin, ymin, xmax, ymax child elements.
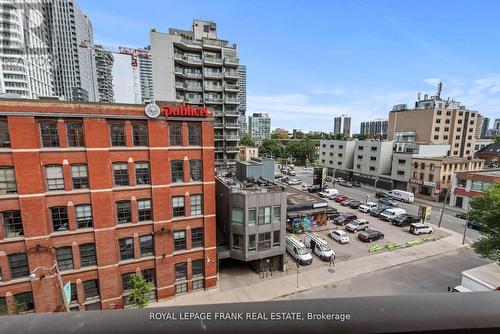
<box><xmin>387</xmin><ymin>190</ymin><xmax>414</xmax><ymax>203</ymax></box>
<box><xmin>286</xmin><ymin>235</ymin><xmax>313</xmax><ymax>265</ymax></box>
<box><xmin>379</xmin><ymin>208</ymin><xmax>406</xmax><ymax>221</ymax></box>
<box><xmin>303</xmin><ymin>233</ymin><xmax>335</xmax><ymax>261</ymax></box>
<box><xmin>319</xmin><ymin>188</ymin><xmax>339</xmax><ymax>199</ymax></box>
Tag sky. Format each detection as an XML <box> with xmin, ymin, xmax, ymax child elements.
<box><xmin>79</xmin><ymin>0</ymin><xmax>500</xmax><ymax>133</ymax></box>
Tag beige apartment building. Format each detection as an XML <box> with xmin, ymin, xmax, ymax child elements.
<box><xmin>388</xmin><ymin>84</ymin><xmax>478</xmax><ymax>158</ymax></box>
<box><xmin>409</xmin><ymin>156</ymin><xmax>484</xmax><ymax>201</ymax></box>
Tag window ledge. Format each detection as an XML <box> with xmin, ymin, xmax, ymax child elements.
<box><xmin>112</xmin><ymin>185</ymin><xmax>152</xmax><ymax>192</ymax></box>
<box><xmin>51</xmin><ymin>228</ymin><xmax>93</xmax><ymax>237</ymax></box>
<box><xmin>0</xmin><ymin>236</ymin><xmax>25</xmax><ymax>244</ymax></box>
<box><xmin>0</xmin><ymin>193</ymin><xmax>18</xmax><ymax>199</ymax></box>
<box><xmin>173</xmin><ymin>248</ymin><xmax>201</xmax><ymax>256</ymax></box>
<box><xmin>0</xmin><ymin>277</ymin><xmax>30</xmax><ymax>286</ymax></box>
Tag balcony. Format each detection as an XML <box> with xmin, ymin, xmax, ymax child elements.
<box><xmin>224</xmin><ymin>83</ymin><xmax>239</xmax><ymax>92</ymax></box>
<box><xmin>202</xmin><ymin>39</ymin><xmax>225</xmax><ymax>49</ymax></box>
<box><xmin>225</xmin><ymin>98</ymin><xmax>240</xmax><ymax>104</ymax></box>
<box><xmin>205</xmin><ymin>97</ymin><xmax>223</xmax><ymax>104</ymax></box>
<box><xmin>224</xmin><ymin>57</ymin><xmax>240</xmax><ymax>66</ymax></box>
<box><xmin>178</xmin><ymin>96</ymin><xmax>203</xmax><ymax>104</ymax></box>
<box><xmin>215</xmin><ymin>135</ymin><xmax>224</xmax><ymax>141</ymax></box>
<box><xmin>225</xmin><ymin>122</ymin><xmax>240</xmax><ymax>129</ymax></box>
<box><xmin>204</xmin><ymin>57</ymin><xmax>223</xmax><ymax>65</ymax></box>
<box><xmin>173</xmin><ymin>53</ymin><xmax>203</xmax><ymax>65</ymax></box>
<box><xmin>212</xmin><ymin>110</ymin><xmax>224</xmax><ymax>116</ymax></box>
<box><xmin>225</xmin><ymin>135</ymin><xmax>239</xmax><ymax>141</ymax></box>
<box><xmin>215</xmin><ymin>146</ymin><xmax>224</xmax><ymax>153</ymax></box>
<box><xmin>224</xmin><ymin>110</ymin><xmax>240</xmax><ymax>116</ymax></box>
<box><xmin>215</xmin><ymin>159</ymin><xmax>225</xmax><ymax>165</ymax></box>
<box><xmin>175</xmin><ymin>38</ymin><xmax>202</xmax><ymax>50</ymax></box>
<box><xmin>224</xmin><ymin>71</ymin><xmax>238</xmax><ymax>79</ymax></box>
<box><xmin>204</xmin><ymin>84</ymin><xmax>223</xmax><ymax>92</ymax></box>
<box><xmin>214</xmin><ymin>122</ymin><xmax>224</xmax><ymax>128</ymax></box>
<box><xmin>226</xmin><ymin>146</ymin><xmax>239</xmax><ymax>153</ymax></box>
<box><xmin>204</xmin><ymin>71</ymin><xmax>223</xmax><ymax>79</ymax></box>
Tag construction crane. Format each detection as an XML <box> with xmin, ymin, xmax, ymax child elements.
<box><xmin>79</xmin><ymin>41</ymin><xmax>152</xmax><ymax>104</ymax></box>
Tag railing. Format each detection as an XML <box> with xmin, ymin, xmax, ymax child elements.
<box><xmin>205</xmin><ymin>97</ymin><xmax>223</xmax><ymax>103</ymax></box>
<box><xmin>205</xmin><ymin>85</ymin><xmax>223</xmax><ymax>91</ymax></box>
<box><xmin>225</xmin><ymin>135</ymin><xmax>239</xmax><ymax>140</ymax></box>
<box><xmin>204</xmin><ymin>57</ymin><xmax>223</xmax><ymax>64</ymax></box>
<box><xmin>214</xmin><ymin>122</ymin><xmax>224</xmax><ymax>128</ymax></box>
<box><xmin>203</xmin><ymin>39</ymin><xmax>224</xmax><ymax>47</ymax></box>
<box><xmin>225</xmin><ymin>57</ymin><xmax>239</xmax><ymax>65</ymax></box>
<box><xmin>225</xmin><ymin>98</ymin><xmax>239</xmax><ymax>103</ymax></box>
<box><xmin>173</xmin><ymin>53</ymin><xmax>202</xmax><ymax>64</ymax></box>
<box><xmin>225</xmin><ymin>122</ymin><xmax>239</xmax><ymax>128</ymax></box>
<box><xmin>224</xmin><ymin>84</ymin><xmax>239</xmax><ymax>90</ymax></box>
<box><xmin>224</xmin><ymin>71</ymin><xmax>238</xmax><ymax>77</ymax></box>
<box><xmin>204</xmin><ymin>72</ymin><xmax>223</xmax><ymax>78</ymax></box>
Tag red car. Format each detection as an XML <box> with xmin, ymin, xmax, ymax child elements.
<box><xmin>335</xmin><ymin>196</ymin><xmax>350</xmax><ymax>203</ymax></box>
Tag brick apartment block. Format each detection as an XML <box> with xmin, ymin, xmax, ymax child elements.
<box><xmin>0</xmin><ymin>99</ymin><xmax>216</xmax><ymax>314</ymax></box>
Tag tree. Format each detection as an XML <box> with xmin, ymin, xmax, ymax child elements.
<box><xmin>352</xmin><ymin>133</ymin><xmax>368</xmax><ymax>140</ymax></box>
<box><xmin>332</xmin><ymin>133</ymin><xmax>347</xmax><ymax>140</ymax></box>
<box><xmin>469</xmin><ymin>183</ymin><xmax>500</xmax><ymax>265</ymax></box>
<box><xmin>259</xmin><ymin>139</ymin><xmax>284</xmax><ymax>158</ymax></box>
<box><xmin>485</xmin><ymin>135</ymin><xmax>500</xmax><ymax>143</ymax></box>
<box><xmin>285</xmin><ymin>138</ymin><xmax>317</xmax><ymax>164</ymax></box>
<box><xmin>127</xmin><ymin>274</ymin><xmax>153</xmax><ymax>308</ymax></box>
<box><xmin>239</xmin><ymin>133</ymin><xmax>255</xmax><ymax>147</ymax></box>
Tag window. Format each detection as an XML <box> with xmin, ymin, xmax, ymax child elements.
<box><xmin>0</xmin><ymin>167</ymin><xmax>16</xmax><ymax>194</ymax></box>
<box><xmin>142</xmin><ymin>268</ymin><xmax>156</xmax><ymax>287</ymax></box>
<box><xmin>435</xmin><ymin>119</ymin><xmax>441</xmax><ymax>124</ymax></box>
<box><xmin>428</xmin><ymin>174</ymin><xmax>434</xmax><ymax>182</ymax></box>
<box><xmin>356</xmin><ymin>164</ymin><xmax>361</xmax><ymax>169</ymax></box>
<box><xmin>397</xmin><ymin>170</ymin><xmax>405</xmax><ymax>176</ymax></box>
<box><xmin>190</xmin><ymin>194</ymin><xmax>203</xmax><ymax>215</ymax></box>
<box><xmin>137</xmin><ymin>199</ymin><xmax>152</xmax><ymax>221</ymax></box>
<box><xmin>258</xmin><ymin>232</ymin><xmax>271</xmax><ymax>250</ymax></box>
<box><xmin>445</xmin><ymin>119</ymin><xmax>451</xmax><ymax>124</ymax></box>
<box><xmin>175</xmin><ymin>263</ymin><xmax>187</xmax><ymax>281</ymax></box>
<box><xmin>56</xmin><ymin>247</ymin><xmax>73</xmax><ymax>271</ymax></box>
<box><xmin>135</xmin><ymin>162</ymin><xmax>150</xmax><ymax>185</ymax></box>
<box><xmin>258</xmin><ymin>206</ymin><xmax>271</xmax><ymax>225</ymax></box>
<box><xmin>191</xmin><ymin>228</ymin><xmax>203</xmax><ymax>248</ymax></box>
<box><xmin>175</xmin><ymin>282</ymin><xmax>187</xmax><ymax>294</ymax></box>
<box><xmin>192</xmin><ymin>259</ymin><xmax>204</xmax><ymax>277</ymax></box>
<box><xmin>338</xmin><ymin>153</ymin><xmax>343</xmax><ymax>157</ymax></box>
<box><xmin>434</xmin><ymin>135</ymin><xmax>439</xmax><ymax>140</ymax></box>
<box><xmin>437</xmin><ymin>110</ymin><xmax>442</xmax><ymax>115</ymax></box>
<box><xmin>66</xmin><ymin>122</ymin><xmax>85</xmax><ymax>147</ymax></box>
<box><xmin>0</xmin><ymin>120</ymin><xmax>10</xmax><ymax>148</ymax></box>
<box><xmin>172</xmin><ymin>196</ymin><xmax>185</xmax><ymax>217</ymax></box>
<box><xmin>248</xmin><ymin>235</ymin><xmax>256</xmax><ymax>251</ymax></box>
<box><xmin>45</xmin><ymin>165</ymin><xmax>64</xmax><ymax>191</ymax></box>
<box><xmin>13</xmin><ymin>292</ymin><xmax>34</xmax><ymax>314</ymax></box>
<box><xmin>358</xmin><ymin>146</ymin><xmax>364</xmax><ymax>150</ymax></box>
<box><xmin>40</xmin><ymin>121</ymin><xmax>59</xmax><ymax>147</ymax></box>
<box><xmin>71</xmin><ymin>165</ymin><xmax>88</xmax><ymax>189</ymax></box>
<box><xmin>8</xmin><ymin>253</ymin><xmax>29</xmax><ymax>278</ymax></box>
<box><xmin>232</xmin><ymin>208</ymin><xmax>243</xmax><ymax>224</ymax></box>
<box><xmin>119</xmin><ymin>237</ymin><xmax>134</xmax><ymax>260</ymax></box>
<box><xmin>273</xmin><ymin>230</ymin><xmax>281</xmax><ymax>246</ymax></box>
<box><xmin>371</xmin><ymin>147</ymin><xmax>377</xmax><ymax>151</ymax></box>
<box><xmin>109</xmin><ymin>123</ymin><xmax>126</xmax><ymax>146</ymax></box>
<box><xmin>369</xmin><ymin>166</ymin><xmax>376</xmax><ymax>171</ymax></box>
<box><xmin>116</xmin><ymin>201</ymin><xmax>132</xmax><ymax>224</ymax></box>
<box><xmin>171</xmin><ymin>160</ymin><xmax>184</xmax><ymax>183</ymax></box>
<box><xmin>435</xmin><ymin>127</ymin><xmax>440</xmax><ymax>131</ymax></box>
<box><xmin>0</xmin><ymin>298</ymin><xmax>6</xmax><ymax>316</ymax></box>
<box><xmin>444</xmin><ymin>127</ymin><xmax>449</xmax><ymax>132</ymax></box>
<box><xmin>232</xmin><ymin>234</ymin><xmax>243</xmax><ymax>250</ymax></box>
<box><xmin>51</xmin><ymin>206</ymin><xmax>68</xmax><ymax>231</ymax></box>
<box><xmin>121</xmin><ymin>273</ymin><xmax>134</xmax><ymax>292</ymax></box>
<box><xmin>273</xmin><ymin>206</ymin><xmax>281</xmax><ymax>223</ymax></box>
<box><xmin>248</xmin><ymin>208</ymin><xmax>256</xmax><ymax>225</ymax></box>
<box><xmin>188</xmin><ymin>124</ymin><xmax>201</xmax><ymax>145</ymax></box>
<box><xmin>189</xmin><ymin>160</ymin><xmax>202</xmax><ymax>182</ymax></box>
<box><xmin>173</xmin><ymin>230</ymin><xmax>186</xmax><ymax>251</ymax></box>
<box><xmin>193</xmin><ymin>279</ymin><xmax>204</xmax><ymax>290</ymax></box>
<box><xmin>113</xmin><ymin>163</ymin><xmax>129</xmax><ymax>186</ymax></box>
<box><xmin>139</xmin><ymin>235</ymin><xmax>154</xmax><ymax>257</ymax></box>
<box><xmin>398</xmin><ymin>159</ymin><xmax>406</xmax><ymax>164</ymax></box>
<box><xmin>357</xmin><ymin>155</ymin><xmax>363</xmax><ymax>159</ymax></box>
<box><xmin>169</xmin><ymin>124</ymin><xmax>182</xmax><ymax>146</ymax></box>
<box><xmin>83</xmin><ymin>279</ymin><xmax>100</xmax><ymax>300</ymax></box>
<box><xmin>79</xmin><ymin>243</ymin><xmax>97</xmax><ymax>267</ymax></box>
<box><xmin>132</xmin><ymin>123</ymin><xmax>148</xmax><ymax>146</ymax></box>
<box><xmin>76</xmin><ymin>204</ymin><xmax>93</xmax><ymax>228</ymax></box>
<box><xmin>2</xmin><ymin>210</ymin><xmax>23</xmax><ymax>238</ymax></box>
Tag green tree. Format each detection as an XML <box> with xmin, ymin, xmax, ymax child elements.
<box><xmin>332</xmin><ymin>133</ymin><xmax>347</xmax><ymax>140</ymax></box>
<box><xmin>285</xmin><ymin>138</ymin><xmax>317</xmax><ymax>164</ymax></box>
<box><xmin>260</xmin><ymin>139</ymin><xmax>284</xmax><ymax>158</ymax></box>
<box><xmin>485</xmin><ymin>135</ymin><xmax>500</xmax><ymax>143</ymax></box>
<box><xmin>239</xmin><ymin>133</ymin><xmax>255</xmax><ymax>147</ymax></box>
<box><xmin>469</xmin><ymin>183</ymin><xmax>500</xmax><ymax>265</ymax></box>
<box><xmin>352</xmin><ymin>133</ymin><xmax>368</xmax><ymax>140</ymax></box>
<box><xmin>127</xmin><ymin>274</ymin><xmax>153</xmax><ymax>308</ymax></box>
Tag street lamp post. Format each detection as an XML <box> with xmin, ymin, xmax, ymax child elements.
<box><xmin>30</xmin><ymin>261</ymin><xmax>69</xmax><ymax>312</ymax></box>
<box><xmin>462</xmin><ymin>204</ymin><xmax>470</xmax><ymax>245</ymax></box>
<box><xmin>296</xmin><ymin>262</ymin><xmax>300</xmax><ymax>289</ymax></box>
<box><xmin>438</xmin><ymin>190</ymin><xmax>451</xmax><ymax>228</ymax></box>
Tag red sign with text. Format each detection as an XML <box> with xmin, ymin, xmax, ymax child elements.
<box><xmin>164</xmin><ymin>103</ymin><xmax>211</xmax><ymax>118</ymax></box>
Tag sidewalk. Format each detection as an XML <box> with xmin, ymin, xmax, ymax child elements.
<box><xmin>149</xmin><ymin>228</ymin><xmax>468</xmax><ymax>308</ymax></box>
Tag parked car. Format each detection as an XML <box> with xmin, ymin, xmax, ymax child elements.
<box><xmin>345</xmin><ymin>219</ymin><xmax>369</xmax><ymax>232</ymax></box>
<box><xmin>334</xmin><ymin>213</ymin><xmax>358</xmax><ymax>226</ymax></box>
<box><xmin>339</xmin><ymin>180</ymin><xmax>353</xmax><ymax>187</ymax></box>
<box><xmin>326</xmin><ymin>210</ymin><xmax>342</xmax><ymax>221</ymax></box>
<box><xmin>340</xmin><ymin>199</ymin><xmax>354</xmax><ymax>207</ymax></box>
<box><xmin>334</xmin><ymin>177</ymin><xmax>344</xmax><ymax>182</ymax></box>
<box><xmin>303</xmin><ymin>233</ymin><xmax>335</xmax><ymax>261</ymax></box>
<box><xmin>392</xmin><ymin>214</ymin><xmax>421</xmax><ymax>227</ymax></box>
<box><xmin>348</xmin><ymin>200</ymin><xmax>363</xmax><ymax>209</ymax></box>
<box><xmin>467</xmin><ymin>220</ymin><xmax>487</xmax><ymax>231</ymax></box>
<box><xmin>358</xmin><ymin>229</ymin><xmax>384</xmax><ymax>243</ymax></box>
<box><xmin>335</xmin><ymin>196</ymin><xmax>350</xmax><ymax>203</ymax></box>
<box><xmin>370</xmin><ymin>205</ymin><xmax>390</xmax><ymax>217</ymax></box>
<box><xmin>378</xmin><ymin>198</ymin><xmax>399</xmax><ymax>207</ymax></box>
<box><xmin>329</xmin><ymin>229</ymin><xmax>350</xmax><ymax>244</ymax></box>
<box><xmin>302</xmin><ymin>183</ymin><xmax>312</xmax><ymax>191</ymax></box>
<box><xmin>455</xmin><ymin>212</ymin><xmax>468</xmax><ymax>220</ymax></box>
<box><xmin>375</xmin><ymin>191</ymin><xmax>390</xmax><ymax>199</ymax></box>
<box><xmin>387</xmin><ymin>190</ymin><xmax>415</xmax><ymax>203</ymax></box>
<box><xmin>352</xmin><ymin>181</ymin><xmax>361</xmax><ymax>187</ymax></box>
<box><xmin>324</xmin><ymin>176</ymin><xmax>332</xmax><ymax>182</ymax></box>
<box><xmin>359</xmin><ymin>202</ymin><xmax>378</xmax><ymax>213</ymax></box>
<box><xmin>379</xmin><ymin>208</ymin><xmax>407</xmax><ymax>221</ymax></box>
<box><xmin>319</xmin><ymin>188</ymin><xmax>339</xmax><ymax>199</ymax></box>
<box><xmin>409</xmin><ymin>223</ymin><xmax>433</xmax><ymax>235</ymax></box>
<box><xmin>286</xmin><ymin>178</ymin><xmax>301</xmax><ymax>185</ymax></box>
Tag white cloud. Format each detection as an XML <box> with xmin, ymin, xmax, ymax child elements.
<box><xmin>312</xmin><ymin>87</ymin><xmax>346</xmax><ymax>95</ymax></box>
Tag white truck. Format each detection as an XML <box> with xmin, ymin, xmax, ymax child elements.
<box><xmin>319</xmin><ymin>188</ymin><xmax>339</xmax><ymax>199</ymax></box>
<box><xmin>303</xmin><ymin>233</ymin><xmax>335</xmax><ymax>261</ymax></box>
<box><xmin>387</xmin><ymin>190</ymin><xmax>415</xmax><ymax>203</ymax></box>
<box><xmin>449</xmin><ymin>263</ymin><xmax>500</xmax><ymax>292</ymax></box>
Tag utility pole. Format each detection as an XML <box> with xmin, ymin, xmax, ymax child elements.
<box><xmin>462</xmin><ymin>204</ymin><xmax>470</xmax><ymax>245</ymax></box>
<box><xmin>438</xmin><ymin>190</ymin><xmax>450</xmax><ymax>228</ymax></box>
<box><xmin>296</xmin><ymin>262</ymin><xmax>299</xmax><ymax>288</ymax></box>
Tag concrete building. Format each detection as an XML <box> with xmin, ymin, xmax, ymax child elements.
<box><xmin>388</xmin><ymin>83</ymin><xmax>478</xmax><ymax>158</ymax></box>
<box><xmin>333</xmin><ymin>115</ymin><xmax>351</xmax><ymax>137</ymax></box>
<box><xmin>480</xmin><ymin>117</ymin><xmax>490</xmax><ymax>138</ymax></box>
<box><xmin>215</xmin><ymin>158</ymin><xmax>286</xmax><ymax>274</ymax></box>
<box><xmin>409</xmin><ymin>156</ymin><xmax>484</xmax><ymax>201</ymax></box>
<box><xmin>94</xmin><ymin>45</ymin><xmax>114</xmax><ymax>103</ymax></box>
<box><xmin>248</xmin><ymin>113</ymin><xmax>271</xmax><ymax>142</ymax></box>
<box><xmin>237</xmin><ymin>65</ymin><xmax>246</xmax><ymax>136</ymax></box>
<box><xmin>475</xmin><ymin>142</ymin><xmax>500</xmax><ymax>165</ymax></box>
<box><xmin>486</xmin><ymin>118</ymin><xmax>500</xmax><ymax>136</ymax></box>
<box><xmin>239</xmin><ymin>146</ymin><xmax>259</xmax><ymax>161</ymax></box>
<box><xmin>320</xmin><ymin>139</ymin><xmax>355</xmax><ymax>177</ymax></box>
<box><xmin>150</xmin><ymin>19</ymin><xmax>243</xmax><ymax>167</ymax></box>
<box><xmin>0</xmin><ymin>98</ymin><xmax>216</xmax><ymax>315</ymax></box>
<box><xmin>0</xmin><ymin>1</ymin><xmax>53</xmax><ymax>98</ymax></box>
<box><xmin>351</xmin><ymin>141</ymin><xmax>393</xmax><ymax>188</ymax></box>
<box><xmin>137</xmin><ymin>46</ymin><xmax>154</xmax><ymax>104</ymax></box>
<box><xmin>450</xmin><ymin>169</ymin><xmax>500</xmax><ymax>210</ymax></box>
<box><xmin>473</xmin><ymin>138</ymin><xmax>494</xmax><ymax>153</ymax></box>
<box><xmin>360</xmin><ymin>118</ymin><xmax>388</xmax><ymax>138</ymax></box>
<box><xmin>47</xmin><ymin>0</ymin><xmax>98</xmax><ymax>102</ymax></box>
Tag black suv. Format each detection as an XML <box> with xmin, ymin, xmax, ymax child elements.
<box><xmin>375</xmin><ymin>191</ymin><xmax>389</xmax><ymax>199</ymax></box>
<box><xmin>392</xmin><ymin>214</ymin><xmax>421</xmax><ymax>227</ymax></box>
<box><xmin>334</xmin><ymin>213</ymin><xmax>358</xmax><ymax>226</ymax></box>
<box><xmin>358</xmin><ymin>229</ymin><xmax>384</xmax><ymax>242</ymax></box>
<box><xmin>348</xmin><ymin>200</ymin><xmax>363</xmax><ymax>209</ymax></box>
<box><xmin>378</xmin><ymin>198</ymin><xmax>398</xmax><ymax>207</ymax></box>
<box><xmin>370</xmin><ymin>205</ymin><xmax>390</xmax><ymax>217</ymax></box>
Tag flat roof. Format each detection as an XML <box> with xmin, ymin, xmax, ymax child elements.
<box><xmin>216</xmin><ymin>176</ymin><xmax>285</xmax><ymax>193</ymax></box>
<box><xmin>413</xmin><ymin>156</ymin><xmax>484</xmax><ymax>163</ymax></box>
<box><xmin>463</xmin><ymin>263</ymin><xmax>500</xmax><ymax>289</ymax></box>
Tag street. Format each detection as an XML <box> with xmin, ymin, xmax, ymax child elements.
<box><xmin>278</xmin><ymin>248</ymin><xmax>491</xmax><ymax>299</ymax></box>
<box><xmin>290</xmin><ymin>167</ymin><xmax>482</xmax><ymax>242</ymax></box>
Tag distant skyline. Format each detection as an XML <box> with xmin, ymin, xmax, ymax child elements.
<box><xmin>79</xmin><ymin>0</ymin><xmax>500</xmax><ymax>133</ymax></box>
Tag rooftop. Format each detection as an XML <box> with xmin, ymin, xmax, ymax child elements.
<box><xmin>286</xmin><ymin>186</ymin><xmax>330</xmax><ymax>213</ymax></box>
<box><xmin>477</xmin><ymin>142</ymin><xmax>500</xmax><ymax>155</ymax></box>
<box><xmin>216</xmin><ymin>176</ymin><xmax>285</xmax><ymax>194</ymax></box>
<box><xmin>413</xmin><ymin>156</ymin><xmax>484</xmax><ymax>164</ymax></box>
<box><xmin>457</xmin><ymin>168</ymin><xmax>500</xmax><ymax>179</ymax></box>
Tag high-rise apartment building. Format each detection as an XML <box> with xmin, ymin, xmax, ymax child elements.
<box><xmin>0</xmin><ymin>1</ymin><xmax>53</xmax><ymax>98</ymax></box>
<box><xmin>138</xmin><ymin>46</ymin><xmax>153</xmax><ymax>104</ymax></box>
<box><xmin>388</xmin><ymin>83</ymin><xmax>478</xmax><ymax>158</ymax></box>
<box><xmin>150</xmin><ymin>19</ymin><xmax>244</xmax><ymax>167</ymax></box>
<box><xmin>486</xmin><ymin>118</ymin><xmax>500</xmax><ymax>136</ymax></box>
<box><xmin>237</xmin><ymin>65</ymin><xmax>247</xmax><ymax>135</ymax></box>
<box><xmin>94</xmin><ymin>45</ymin><xmax>114</xmax><ymax>103</ymax></box>
<box><xmin>333</xmin><ymin>115</ymin><xmax>351</xmax><ymax>137</ymax></box>
<box><xmin>480</xmin><ymin>117</ymin><xmax>489</xmax><ymax>138</ymax></box>
<box><xmin>46</xmin><ymin>0</ymin><xmax>98</xmax><ymax>101</ymax></box>
<box><xmin>360</xmin><ymin>118</ymin><xmax>388</xmax><ymax>137</ymax></box>
<box><xmin>248</xmin><ymin>113</ymin><xmax>271</xmax><ymax>142</ymax></box>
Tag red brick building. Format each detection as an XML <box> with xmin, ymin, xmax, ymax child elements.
<box><xmin>0</xmin><ymin>99</ymin><xmax>216</xmax><ymax>315</ymax></box>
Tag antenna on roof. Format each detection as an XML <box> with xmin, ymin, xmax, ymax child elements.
<box><xmin>417</xmin><ymin>92</ymin><xmax>421</xmax><ymax>101</ymax></box>
<box><xmin>436</xmin><ymin>82</ymin><xmax>443</xmax><ymax>99</ymax></box>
